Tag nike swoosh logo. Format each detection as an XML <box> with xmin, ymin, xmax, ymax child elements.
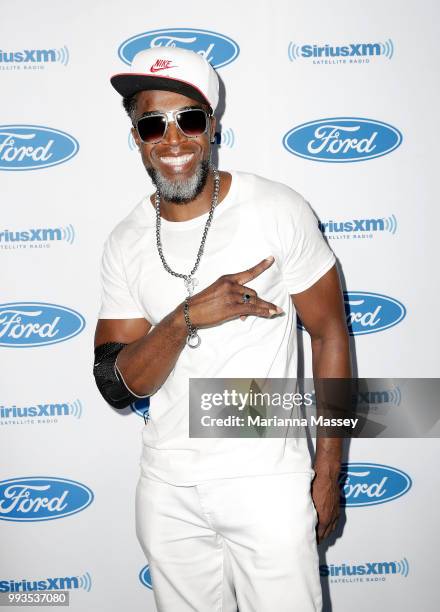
<box><xmin>150</xmin><ymin>64</ymin><xmax>177</xmax><ymax>73</ymax></box>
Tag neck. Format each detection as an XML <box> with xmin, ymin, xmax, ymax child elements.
<box><xmin>151</xmin><ymin>170</ymin><xmax>232</xmax><ymax>222</ymax></box>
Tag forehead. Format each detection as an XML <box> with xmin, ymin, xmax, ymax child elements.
<box><xmin>135</xmin><ymin>90</ymin><xmax>204</xmax><ymax>115</ymax></box>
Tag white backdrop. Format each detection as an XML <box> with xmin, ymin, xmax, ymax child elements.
<box><xmin>1</xmin><ymin>1</ymin><xmax>439</xmax><ymax>610</ymax></box>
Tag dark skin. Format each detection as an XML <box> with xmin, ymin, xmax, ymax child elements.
<box><xmin>95</xmin><ymin>89</ymin><xmax>351</xmax><ymax>543</ymax></box>
<box><xmin>292</xmin><ymin>273</ymin><xmax>350</xmax><ymax>542</ymax></box>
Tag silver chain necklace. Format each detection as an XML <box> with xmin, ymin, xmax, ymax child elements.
<box><xmin>155</xmin><ymin>166</ymin><xmax>221</xmax><ymax>297</ymax></box>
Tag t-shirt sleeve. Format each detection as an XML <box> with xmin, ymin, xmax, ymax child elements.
<box><xmin>98</xmin><ymin>233</ymin><xmax>145</xmax><ymax>319</ymax></box>
<box><xmin>280</xmin><ymin>195</ymin><xmax>336</xmax><ymax>294</ymax></box>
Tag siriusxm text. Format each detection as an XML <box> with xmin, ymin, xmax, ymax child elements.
<box><xmin>0</xmin><ymin>49</ymin><xmax>57</xmax><ymax>63</ymax></box>
<box><xmin>0</xmin><ymin>229</ymin><xmax>63</xmax><ymax>242</ymax></box>
<box><xmin>357</xmin><ymin>391</ymin><xmax>396</xmax><ymax>404</ymax></box>
<box><xmin>0</xmin><ymin>404</ymin><xmax>69</xmax><ymax>419</ymax></box>
<box><xmin>300</xmin><ymin>43</ymin><xmax>382</xmax><ymax>58</ymax></box>
<box><xmin>0</xmin><ymin>577</ymin><xmax>80</xmax><ymax>592</ymax></box>
<box><xmin>309</xmin><ymin>389</ymin><xmax>398</xmax><ymax>406</ymax></box>
<box><xmin>320</xmin><ymin>561</ymin><xmax>399</xmax><ymax>577</ymax></box>
<box><xmin>319</xmin><ymin>219</ymin><xmax>385</xmax><ymax>233</ymax></box>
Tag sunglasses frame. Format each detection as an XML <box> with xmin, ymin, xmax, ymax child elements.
<box><xmin>134</xmin><ymin>107</ymin><xmax>212</xmax><ymax>145</ymax></box>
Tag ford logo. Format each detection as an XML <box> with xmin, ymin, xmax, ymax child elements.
<box><xmin>339</xmin><ymin>463</ymin><xmax>412</xmax><ymax>507</ymax></box>
<box><xmin>0</xmin><ymin>125</ymin><xmax>79</xmax><ymax>171</ymax></box>
<box><xmin>0</xmin><ymin>302</ymin><xmax>85</xmax><ymax>347</ymax></box>
<box><xmin>283</xmin><ymin>117</ymin><xmax>402</xmax><ymax>162</ymax></box>
<box><xmin>139</xmin><ymin>565</ymin><xmax>153</xmax><ymax>590</ymax></box>
<box><xmin>344</xmin><ymin>291</ymin><xmax>406</xmax><ymax>335</ymax></box>
<box><xmin>0</xmin><ymin>477</ymin><xmax>94</xmax><ymax>521</ymax></box>
<box><xmin>118</xmin><ymin>28</ymin><xmax>239</xmax><ymax>69</ymax></box>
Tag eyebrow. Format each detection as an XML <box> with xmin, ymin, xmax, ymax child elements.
<box><xmin>138</xmin><ymin>105</ymin><xmax>204</xmax><ymax>119</ymax></box>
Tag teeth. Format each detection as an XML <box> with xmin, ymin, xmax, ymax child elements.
<box><xmin>160</xmin><ymin>154</ymin><xmax>194</xmax><ymax>166</ymax></box>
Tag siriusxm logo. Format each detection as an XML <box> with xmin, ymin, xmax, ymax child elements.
<box><xmin>283</xmin><ymin>118</ymin><xmax>402</xmax><ymax>162</ymax></box>
<box><xmin>118</xmin><ymin>28</ymin><xmax>239</xmax><ymax>68</ymax></box>
<box><xmin>355</xmin><ymin>385</ymin><xmax>401</xmax><ymax>410</ymax></box>
<box><xmin>0</xmin><ymin>225</ymin><xmax>75</xmax><ymax>250</ymax></box>
<box><xmin>128</xmin><ymin>128</ymin><xmax>235</xmax><ymax>150</ymax></box>
<box><xmin>0</xmin><ymin>399</ymin><xmax>83</xmax><ymax>426</ymax></box>
<box><xmin>339</xmin><ymin>463</ymin><xmax>412</xmax><ymax>507</ymax></box>
<box><xmin>213</xmin><ymin>128</ymin><xmax>235</xmax><ymax>148</ymax></box>
<box><xmin>139</xmin><ymin>566</ymin><xmax>153</xmax><ymax>590</ymax></box>
<box><xmin>344</xmin><ymin>292</ymin><xmax>406</xmax><ymax>335</ymax></box>
<box><xmin>307</xmin><ymin>382</ymin><xmax>401</xmax><ymax>412</ymax></box>
<box><xmin>319</xmin><ymin>215</ymin><xmax>397</xmax><ymax>240</ymax></box>
<box><xmin>321</xmin><ymin>558</ymin><xmax>409</xmax><ymax>582</ymax></box>
<box><xmin>0</xmin><ymin>572</ymin><xmax>92</xmax><ymax>593</ymax></box>
<box><xmin>288</xmin><ymin>39</ymin><xmax>394</xmax><ymax>64</ymax></box>
<box><xmin>0</xmin><ymin>126</ymin><xmax>79</xmax><ymax>171</ymax></box>
<box><xmin>0</xmin><ymin>302</ymin><xmax>85</xmax><ymax>348</ymax></box>
<box><xmin>0</xmin><ymin>477</ymin><xmax>94</xmax><ymax>521</ymax></box>
<box><xmin>0</xmin><ymin>47</ymin><xmax>69</xmax><ymax>70</ymax></box>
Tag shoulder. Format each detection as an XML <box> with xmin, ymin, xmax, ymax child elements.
<box><xmin>106</xmin><ymin>195</ymin><xmax>154</xmax><ymax>249</ymax></box>
<box><xmin>234</xmin><ymin>171</ymin><xmax>308</xmax><ymax>221</ymax></box>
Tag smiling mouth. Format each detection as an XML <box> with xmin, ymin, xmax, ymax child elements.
<box><xmin>160</xmin><ymin>153</ymin><xmax>195</xmax><ymax>167</ymax></box>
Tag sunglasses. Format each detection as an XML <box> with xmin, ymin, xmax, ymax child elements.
<box><xmin>134</xmin><ymin>107</ymin><xmax>212</xmax><ymax>144</ymax></box>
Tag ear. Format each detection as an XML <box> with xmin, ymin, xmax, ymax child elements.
<box><xmin>209</xmin><ymin>115</ymin><xmax>217</xmax><ymax>143</ymax></box>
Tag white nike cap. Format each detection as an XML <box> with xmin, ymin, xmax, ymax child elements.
<box><xmin>110</xmin><ymin>47</ymin><xmax>219</xmax><ymax>112</ymax></box>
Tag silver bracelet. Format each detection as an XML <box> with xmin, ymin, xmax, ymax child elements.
<box><xmin>183</xmin><ymin>297</ymin><xmax>201</xmax><ymax>348</ymax></box>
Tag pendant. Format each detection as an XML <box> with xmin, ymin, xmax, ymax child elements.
<box><xmin>184</xmin><ymin>276</ymin><xmax>198</xmax><ymax>296</ymax></box>
<box><xmin>187</xmin><ymin>330</ymin><xmax>201</xmax><ymax>348</ymax></box>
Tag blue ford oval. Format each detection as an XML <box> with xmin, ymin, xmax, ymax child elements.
<box><xmin>0</xmin><ymin>125</ymin><xmax>79</xmax><ymax>171</ymax></box>
<box><xmin>344</xmin><ymin>291</ymin><xmax>406</xmax><ymax>335</ymax></box>
<box><xmin>339</xmin><ymin>463</ymin><xmax>412</xmax><ymax>507</ymax></box>
<box><xmin>0</xmin><ymin>302</ymin><xmax>85</xmax><ymax>347</ymax></box>
<box><xmin>283</xmin><ymin>117</ymin><xmax>402</xmax><ymax>162</ymax></box>
<box><xmin>0</xmin><ymin>477</ymin><xmax>94</xmax><ymax>521</ymax></box>
<box><xmin>118</xmin><ymin>28</ymin><xmax>239</xmax><ymax>69</ymax></box>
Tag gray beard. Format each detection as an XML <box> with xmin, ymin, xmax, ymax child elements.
<box><xmin>147</xmin><ymin>160</ymin><xmax>210</xmax><ymax>204</ymax></box>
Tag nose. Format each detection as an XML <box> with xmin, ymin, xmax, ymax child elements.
<box><xmin>161</xmin><ymin>120</ymin><xmax>186</xmax><ymax>145</ymax></box>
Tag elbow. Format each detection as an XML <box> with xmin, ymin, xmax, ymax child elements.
<box><xmin>93</xmin><ymin>341</ymin><xmax>150</xmax><ymax>410</ymax></box>
<box><xmin>94</xmin><ymin>378</ymin><xmax>137</xmax><ymax>410</ymax></box>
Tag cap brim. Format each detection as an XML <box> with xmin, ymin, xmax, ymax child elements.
<box><xmin>110</xmin><ymin>74</ymin><xmax>212</xmax><ymax>111</ymax></box>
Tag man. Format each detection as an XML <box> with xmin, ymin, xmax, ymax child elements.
<box><xmin>94</xmin><ymin>47</ymin><xmax>350</xmax><ymax>612</ymax></box>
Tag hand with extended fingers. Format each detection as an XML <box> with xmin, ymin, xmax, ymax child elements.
<box><xmin>181</xmin><ymin>256</ymin><xmax>284</xmax><ymax>328</ymax></box>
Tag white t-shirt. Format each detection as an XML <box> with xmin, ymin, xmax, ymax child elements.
<box><xmin>99</xmin><ymin>171</ymin><xmax>336</xmax><ymax>485</ymax></box>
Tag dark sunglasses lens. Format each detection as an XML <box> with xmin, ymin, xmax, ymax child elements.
<box><xmin>137</xmin><ymin>115</ymin><xmax>166</xmax><ymax>143</ymax></box>
<box><xmin>177</xmin><ymin>109</ymin><xmax>207</xmax><ymax>136</ymax></box>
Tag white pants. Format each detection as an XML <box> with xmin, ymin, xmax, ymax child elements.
<box><xmin>135</xmin><ymin>472</ymin><xmax>322</xmax><ymax>612</ymax></box>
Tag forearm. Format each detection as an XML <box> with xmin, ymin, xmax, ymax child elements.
<box><xmin>311</xmin><ymin>331</ymin><xmax>351</xmax><ymax>475</ymax></box>
<box><xmin>116</xmin><ymin>304</ymin><xmax>187</xmax><ymax>396</ymax></box>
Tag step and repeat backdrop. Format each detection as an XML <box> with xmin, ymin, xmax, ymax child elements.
<box><xmin>1</xmin><ymin>1</ymin><xmax>439</xmax><ymax>610</ymax></box>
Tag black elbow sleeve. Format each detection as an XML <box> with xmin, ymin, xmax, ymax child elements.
<box><xmin>93</xmin><ymin>342</ymin><xmax>143</xmax><ymax>410</ymax></box>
